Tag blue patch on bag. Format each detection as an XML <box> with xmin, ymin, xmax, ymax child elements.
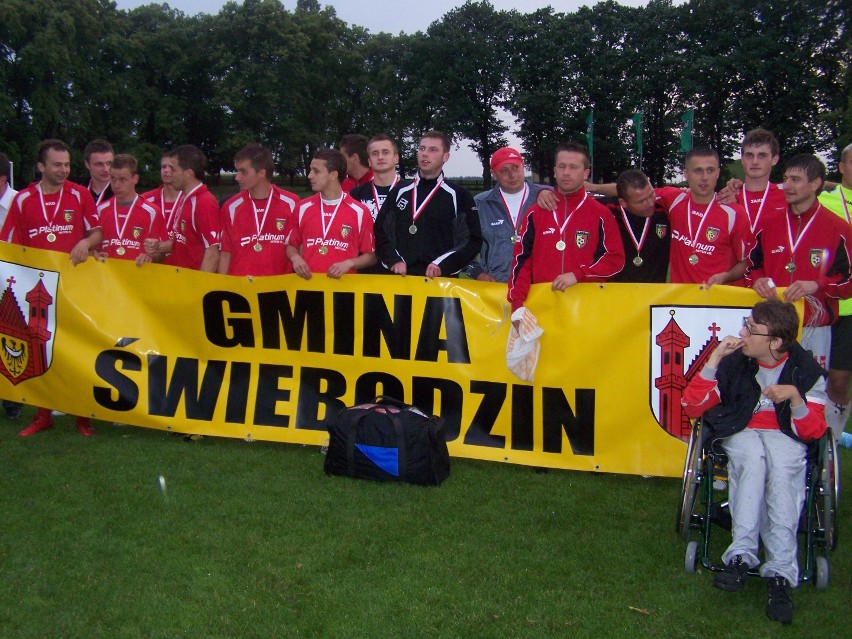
<box><xmin>355</xmin><ymin>444</ymin><xmax>399</xmax><ymax>477</ymax></box>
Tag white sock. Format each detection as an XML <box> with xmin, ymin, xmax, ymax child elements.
<box><xmin>826</xmin><ymin>400</ymin><xmax>852</xmax><ymax>443</ymax></box>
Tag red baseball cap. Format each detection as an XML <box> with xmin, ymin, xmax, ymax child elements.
<box><xmin>490</xmin><ymin>147</ymin><xmax>523</xmax><ymax>172</ymax></box>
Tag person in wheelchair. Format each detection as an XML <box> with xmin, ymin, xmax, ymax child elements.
<box><xmin>681</xmin><ymin>299</ymin><xmax>827</xmax><ymax>625</ymax></box>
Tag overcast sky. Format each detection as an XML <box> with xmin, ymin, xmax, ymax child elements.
<box><xmin>114</xmin><ymin>1</ymin><xmax>651</xmax><ymax>176</ymax></box>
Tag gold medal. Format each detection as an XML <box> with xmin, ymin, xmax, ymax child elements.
<box><xmin>409</xmin><ymin>224</ymin><xmax>418</xmax><ymax>235</ymax></box>
<box><xmin>633</xmin><ymin>255</ymin><xmax>643</xmax><ymax>267</ymax></box>
<box><xmin>511</xmin><ymin>234</ymin><xmax>520</xmax><ymax>244</ymax></box>
<box><xmin>319</xmin><ymin>246</ymin><xmax>328</xmax><ymax>255</ymax></box>
<box><xmin>116</xmin><ymin>246</ymin><xmax>126</xmax><ymax>256</ymax></box>
<box><xmin>254</xmin><ymin>243</ymin><xmax>263</xmax><ymax>253</ymax></box>
<box><xmin>785</xmin><ymin>261</ymin><xmax>796</xmax><ymax>273</ymax></box>
<box><xmin>688</xmin><ymin>254</ymin><xmax>699</xmax><ymax>265</ymax></box>
<box><xmin>556</xmin><ymin>240</ymin><xmax>566</xmax><ymax>251</ymax></box>
<box><xmin>46</xmin><ymin>232</ymin><xmax>56</xmax><ymax>243</ymax></box>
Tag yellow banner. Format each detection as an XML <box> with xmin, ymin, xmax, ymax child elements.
<box><xmin>0</xmin><ymin>243</ymin><xmax>770</xmax><ymax>477</ymax></box>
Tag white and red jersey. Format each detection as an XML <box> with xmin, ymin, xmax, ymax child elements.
<box><xmin>507</xmin><ymin>188</ymin><xmax>625</xmax><ymax>311</ymax></box>
<box><xmin>97</xmin><ymin>195</ymin><xmax>167</xmax><ymax>260</ymax></box>
<box><xmin>288</xmin><ymin>193</ymin><xmax>375</xmax><ymax>274</ymax></box>
<box><xmin>0</xmin><ymin>180</ymin><xmax>98</xmax><ymax>251</ymax></box>
<box><xmin>736</xmin><ymin>182</ymin><xmax>787</xmax><ymax>238</ymax></box>
<box><xmin>656</xmin><ymin>187</ymin><xmax>751</xmax><ymax>284</ymax></box>
<box><xmin>220</xmin><ymin>185</ymin><xmax>299</xmax><ymax>276</ymax></box>
<box><xmin>745</xmin><ymin>200</ymin><xmax>852</xmax><ymax>326</ymax></box>
<box><xmin>141</xmin><ymin>185</ymin><xmax>182</xmax><ymax>238</ymax></box>
<box><xmin>165</xmin><ymin>183</ymin><xmax>220</xmax><ymax>270</ymax></box>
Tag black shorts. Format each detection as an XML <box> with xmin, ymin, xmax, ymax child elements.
<box><xmin>830</xmin><ymin>315</ymin><xmax>852</xmax><ymax>371</ymax></box>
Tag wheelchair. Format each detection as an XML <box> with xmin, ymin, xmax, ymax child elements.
<box><xmin>676</xmin><ymin>418</ymin><xmax>839</xmax><ymax>590</ymax></box>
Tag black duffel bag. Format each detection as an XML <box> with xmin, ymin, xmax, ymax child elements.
<box><xmin>324</xmin><ymin>396</ymin><xmax>450</xmax><ymax>486</ymax></box>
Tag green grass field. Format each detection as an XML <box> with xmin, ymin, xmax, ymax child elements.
<box><xmin>1</xmin><ymin>410</ymin><xmax>848</xmax><ymax>638</ymax></box>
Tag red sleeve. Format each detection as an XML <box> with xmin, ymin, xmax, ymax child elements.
<box><xmin>1</xmin><ymin>195</ymin><xmax>22</xmax><ymax>243</ymax></box>
<box><xmin>792</xmin><ymin>401</ymin><xmax>827</xmax><ymax>441</ymax></box>
<box><xmin>81</xmin><ymin>189</ymin><xmax>98</xmax><ymax>231</ymax></box>
<box><xmin>654</xmin><ymin>186</ymin><xmax>685</xmax><ymax>211</ymax></box>
<box><xmin>728</xmin><ymin>204</ymin><xmax>752</xmax><ymax>261</ymax></box>
<box><xmin>681</xmin><ymin>373</ymin><xmax>721</xmax><ymax>419</ymax></box>
<box><xmin>357</xmin><ymin>207</ymin><xmax>375</xmax><ymax>254</ymax></box>
<box><xmin>507</xmin><ymin>207</ymin><xmax>536</xmax><ymax>311</ymax></box>
<box><xmin>149</xmin><ymin>210</ymin><xmax>168</xmax><ymax>242</ymax></box>
<box><xmin>577</xmin><ymin>205</ymin><xmax>625</xmax><ymax>282</ymax></box>
<box><xmin>219</xmin><ymin>203</ymin><xmax>234</xmax><ymax>253</ymax></box>
<box><xmin>193</xmin><ymin>196</ymin><xmax>221</xmax><ymax>249</ymax></box>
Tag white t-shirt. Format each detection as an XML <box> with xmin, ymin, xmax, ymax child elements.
<box><xmin>0</xmin><ymin>184</ymin><xmax>18</xmax><ymax>232</ymax></box>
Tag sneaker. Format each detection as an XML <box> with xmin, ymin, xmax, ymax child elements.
<box><xmin>766</xmin><ymin>576</ymin><xmax>793</xmax><ymax>624</ymax></box>
<box><xmin>76</xmin><ymin>418</ymin><xmax>95</xmax><ymax>437</ymax></box>
<box><xmin>19</xmin><ymin>414</ymin><xmax>54</xmax><ymax>437</ymax></box>
<box><xmin>713</xmin><ymin>555</ymin><xmax>749</xmax><ymax>591</ymax></box>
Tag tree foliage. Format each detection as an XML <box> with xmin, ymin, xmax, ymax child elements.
<box><xmin>0</xmin><ymin>0</ymin><xmax>847</xmax><ymax>183</ymax></box>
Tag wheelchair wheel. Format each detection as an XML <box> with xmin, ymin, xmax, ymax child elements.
<box><xmin>818</xmin><ymin>433</ymin><xmax>838</xmax><ymax>551</ymax></box>
<box><xmin>684</xmin><ymin>540</ymin><xmax>699</xmax><ymax>573</ymax></box>
<box><xmin>815</xmin><ymin>555</ymin><xmax>829</xmax><ymax>591</ymax></box>
<box><xmin>677</xmin><ymin>420</ymin><xmax>703</xmax><ymax>541</ymax></box>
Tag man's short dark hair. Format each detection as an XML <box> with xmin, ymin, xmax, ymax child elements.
<box><xmin>339</xmin><ymin>134</ymin><xmax>370</xmax><ymax>169</ymax></box>
<box><xmin>785</xmin><ymin>154</ymin><xmax>826</xmax><ymax>191</ymax></box>
<box><xmin>616</xmin><ymin>169</ymin><xmax>651</xmax><ymax>200</ymax></box>
<box><xmin>685</xmin><ymin>146</ymin><xmax>719</xmax><ymax>165</ymax></box>
<box><xmin>742</xmin><ymin>128</ymin><xmax>780</xmax><ymax>157</ymax></box>
<box><xmin>841</xmin><ymin>143</ymin><xmax>852</xmax><ymax>163</ymax></box>
<box><xmin>234</xmin><ymin>143</ymin><xmax>274</xmax><ymax>180</ymax></box>
<box><xmin>164</xmin><ymin>145</ymin><xmax>207</xmax><ymax>179</ymax></box>
<box><xmin>111</xmin><ymin>154</ymin><xmax>138</xmax><ymax>175</ymax></box>
<box><xmin>751</xmin><ymin>300</ymin><xmax>799</xmax><ymax>354</ymax></box>
<box><xmin>37</xmin><ymin>139</ymin><xmax>70</xmax><ymax>164</ymax></box>
<box><xmin>313</xmin><ymin>148</ymin><xmax>347</xmax><ymax>182</ymax></box>
<box><xmin>0</xmin><ymin>152</ymin><xmax>10</xmax><ymax>181</ymax></box>
<box><xmin>368</xmin><ymin>134</ymin><xmax>399</xmax><ymax>156</ymax></box>
<box><xmin>555</xmin><ymin>142</ymin><xmax>591</xmax><ymax>169</ymax></box>
<box><xmin>421</xmin><ymin>130</ymin><xmax>451</xmax><ymax>154</ymax></box>
<box><xmin>84</xmin><ymin>139</ymin><xmax>114</xmax><ymax>161</ymax></box>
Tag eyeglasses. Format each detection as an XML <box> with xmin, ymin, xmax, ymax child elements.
<box><xmin>742</xmin><ymin>317</ymin><xmax>773</xmax><ymax>337</ymax></box>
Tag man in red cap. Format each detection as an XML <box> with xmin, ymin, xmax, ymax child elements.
<box><xmin>465</xmin><ymin>147</ymin><xmax>545</xmax><ymax>282</ymax></box>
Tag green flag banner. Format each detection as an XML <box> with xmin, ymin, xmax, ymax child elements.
<box><xmin>680</xmin><ymin>109</ymin><xmax>694</xmax><ymax>153</ymax></box>
<box><xmin>632</xmin><ymin>112</ymin><xmax>643</xmax><ymax>158</ymax></box>
<box><xmin>585</xmin><ymin>110</ymin><xmax>594</xmax><ymax>158</ymax></box>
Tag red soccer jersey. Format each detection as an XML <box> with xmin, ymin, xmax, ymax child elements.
<box><xmin>745</xmin><ymin>201</ymin><xmax>852</xmax><ymax>326</ymax></box>
<box><xmin>288</xmin><ymin>193</ymin><xmax>375</xmax><ymax>273</ymax></box>
<box><xmin>341</xmin><ymin>170</ymin><xmax>374</xmax><ymax>194</ymax></box>
<box><xmin>0</xmin><ymin>180</ymin><xmax>98</xmax><ymax>251</ymax></box>
<box><xmin>656</xmin><ymin>187</ymin><xmax>751</xmax><ymax>285</ymax></box>
<box><xmin>97</xmin><ymin>195</ymin><xmax>168</xmax><ymax>260</ymax></box>
<box><xmin>220</xmin><ymin>186</ymin><xmax>299</xmax><ymax>276</ymax></box>
<box><xmin>141</xmin><ymin>186</ymin><xmax>183</xmax><ymax>238</ymax></box>
<box><xmin>165</xmin><ymin>183</ymin><xmax>221</xmax><ymax>270</ymax></box>
<box><xmin>736</xmin><ymin>182</ymin><xmax>787</xmax><ymax>239</ymax></box>
<box><xmin>507</xmin><ymin>188</ymin><xmax>625</xmax><ymax>310</ymax></box>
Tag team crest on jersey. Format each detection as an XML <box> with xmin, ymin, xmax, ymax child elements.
<box><xmin>650</xmin><ymin>305</ymin><xmax>750</xmax><ymax>442</ymax></box>
<box><xmin>63</xmin><ymin>210</ymin><xmax>73</xmax><ymax>222</ymax></box>
<box><xmin>132</xmin><ymin>227</ymin><xmax>143</xmax><ymax>239</ymax></box>
<box><xmin>810</xmin><ymin>248</ymin><xmax>824</xmax><ymax>267</ymax></box>
<box><xmin>397</xmin><ymin>197</ymin><xmax>409</xmax><ymax>211</ymax></box>
<box><xmin>340</xmin><ymin>225</ymin><xmax>352</xmax><ymax>238</ymax></box>
<box><xmin>656</xmin><ymin>224</ymin><xmax>667</xmax><ymax>238</ymax></box>
<box><xmin>575</xmin><ymin>230</ymin><xmax>589</xmax><ymax>249</ymax></box>
<box><xmin>706</xmin><ymin>227</ymin><xmax>720</xmax><ymax>242</ymax></box>
<box><xmin>276</xmin><ymin>219</ymin><xmax>286</xmax><ymax>231</ymax></box>
<box><xmin>0</xmin><ymin>264</ymin><xmax>59</xmax><ymax>385</ymax></box>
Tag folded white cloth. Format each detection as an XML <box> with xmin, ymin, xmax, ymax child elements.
<box><xmin>506</xmin><ymin>307</ymin><xmax>544</xmax><ymax>382</ymax></box>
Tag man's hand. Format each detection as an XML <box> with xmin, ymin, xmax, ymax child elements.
<box><xmin>551</xmin><ymin>272</ymin><xmax>578</xmax><ymax>291</ymax></box>
<box><xmin>391</xmin><ymin>261</ymin><xmax>407</xmax><ymax>276</ymax></box>
<box><xmin>763</xmin><ymin>384</ymin><xmax>804</xmax><ymax>408</ymax></box>
<box><xmin>327</xmin><ymin>259</ymin><xmax>354</xmax><ymax>279</ymax></box>
<box><xmin>536</xmin><ymin>188</ymin><xmax>557</xmax><ymax>211</ymax></box>
<box><xmin>716</xmin><ymin>181</ymin><xmax>740</xmax><ymax>204</ymax></box>
<box><xmin>476</xmin><ymin>272</ymin><xmax>496</xmax><ymax>282</ymax></box>
<box><xmin>782</xmin><ymin>279</ymin><xmax>819</xmax><ymax>303</ymax></box>
<box><xmin>704</xmin><ymin>272</ymin><xmax>730</xmax><ymax>288</ymax></box>
<box><xmin>144</xmin><ymin>238</ymin><xmax>161</xmax><ymax>257</ymax></box>
<box><xmin>752</xmin><ymin>277</ymin><xmax>779</xmax><ymax>300</ymax></box>
<box><xmin>70</xmin><ymin>240</ymin><xmax>93</xmax><ymax>265</ymax></box>
<box><xmin>425</xmin><ymin>263</ymin><xmax>442</xmax><ymax>278</ymax></box>
<box><xmin>291</xmin><ymin>255</ymin><xmax>312</xmax><ymax>280</ymax></box>
<box><xmin>708</xmin><ymin>335</ymin><xmax>743</xmax><ymax>368</ymax></box>
<box><xmin>136</xmin><ymin>253</ymin><xmax>153</xmax><ymax>267</ymax></box>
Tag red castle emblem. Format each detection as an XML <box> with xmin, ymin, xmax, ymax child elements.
<box><xmin>0</xmin><ymin>274</ymin><xmax>55</xmax><ymax>385</ymax></box>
